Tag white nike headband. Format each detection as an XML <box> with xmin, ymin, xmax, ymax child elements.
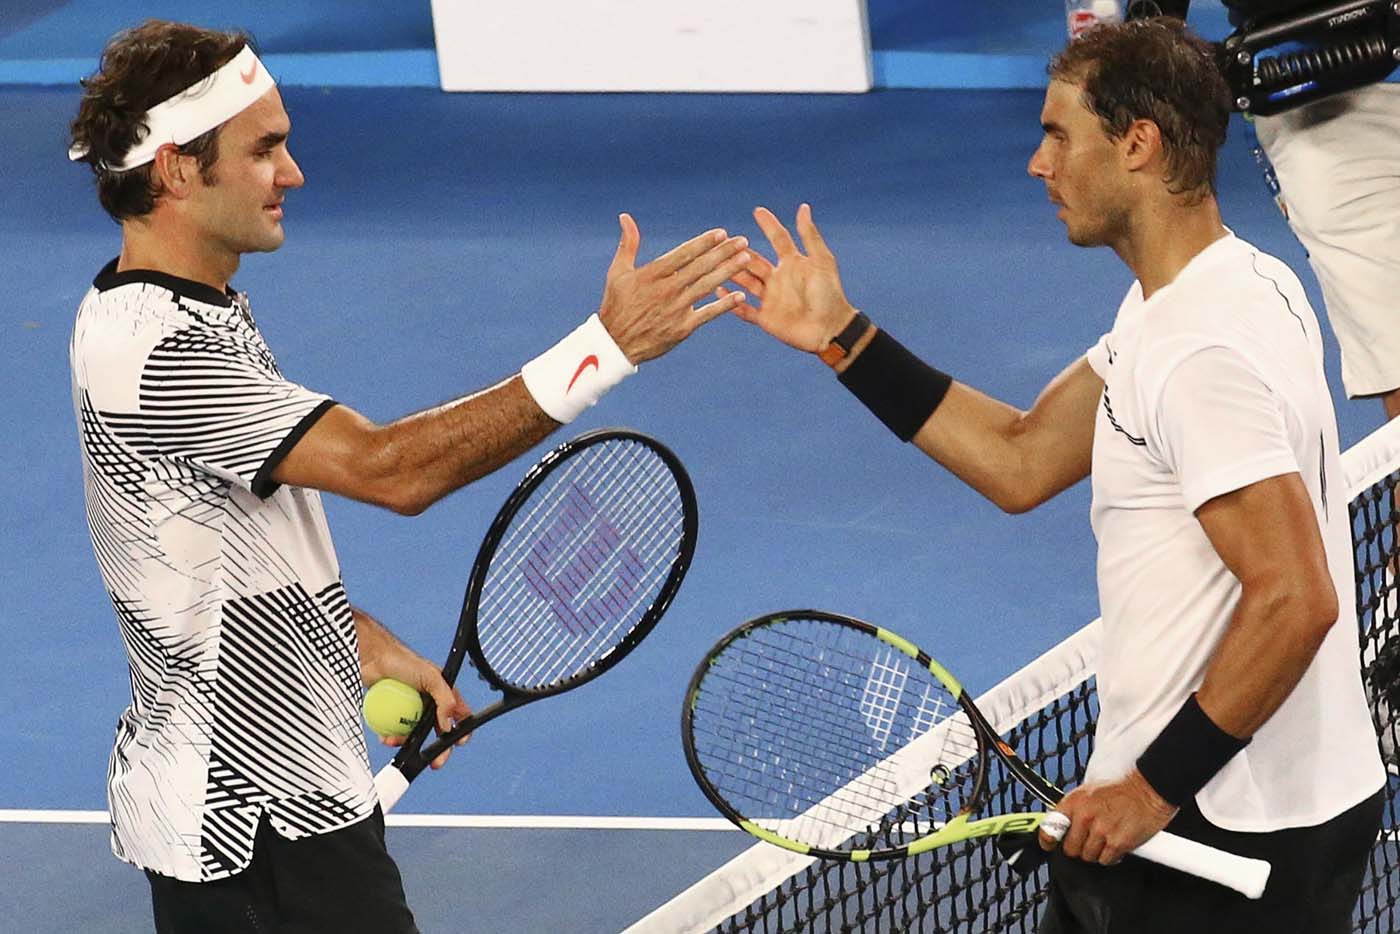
<box><xmin>69</xmin><ymin>44</ymin><xmax>275</xmax><ymax>172</ymax></box>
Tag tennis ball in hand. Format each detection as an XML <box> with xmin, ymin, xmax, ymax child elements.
<box><xmin>363</xmin><ymin>678</ymin><xmax>424</xmax><ymax>738</ymax></box>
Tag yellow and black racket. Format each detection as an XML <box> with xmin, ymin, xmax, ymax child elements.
<box><xmin>682</xmin><ymin>610</ymin><xmax>1270</xmax><ymax>899</ymax></box>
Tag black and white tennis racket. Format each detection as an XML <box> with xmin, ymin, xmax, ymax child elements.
<box><xmin>682</xmin><ymin>610</ymin><xmax>1271</xmax><ymax>899</ymax></box>
<box><xmin>374</xmin><ymin>428</ymin><xmax>697</xmax><ymax>811</ymax></box>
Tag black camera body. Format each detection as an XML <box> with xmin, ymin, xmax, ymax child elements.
<box><xmin>1222</xmin><ymin>0</ymin><xmax>1400</xmax><ymax>115</ymax></box>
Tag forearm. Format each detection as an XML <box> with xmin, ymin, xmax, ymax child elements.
<box><xmin>367</xmin><ymin>376</ymin><xmax>556</xmax><ymax>514</ymax></box>
<box><xmin>354</xmin><ymin>605</ymin><xmax>410</xmax><ymax>686</ymax></box>
<box><xmin>277</xmin><ymin>375</ymin><xmax>558</xmax><ymax>515</ymax></box>
<box><xmin>833</xmin><ymin>330</ymin><xmax>1096</xmax><ymax>513</ymax></box>
<box><xmin>1196</xmin><ymin>579</ymin><xmax>1336</xmax><ymax>737</ymax></box>
<box><xmin>913</xmin><ymin>383</ymin><xmax>1070</xmax><ymax>513</ymax></box>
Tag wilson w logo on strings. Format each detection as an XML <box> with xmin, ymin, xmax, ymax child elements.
<box><xmin>522</xmin><ymin>482</ymin><xmax>644</xmax><ymax>635</ymax></box>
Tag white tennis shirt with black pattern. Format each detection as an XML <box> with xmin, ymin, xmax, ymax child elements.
<box><xmin>70</xmin><ymin>260</ymin><xmax>375</xmax><ymax>882</ymax></box>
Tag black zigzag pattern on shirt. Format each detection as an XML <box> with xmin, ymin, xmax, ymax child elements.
<box><xmin>210</xmin><ymin>586</ymin><xmax>361</xmax><ymax>801</ymax></box>
<box><xmin>78</xmin><ymin>392</ymin><xmax>154</xmax><ymax>596</ymax></box>
<box><xmin>109</xmin><ymin>326</ymin><xmax>304</xmax><ymax>483</ymax></box>
<box><xmin>268</xmin><ymin>787</ymin><xmax>370</xmax><ymax>840</ymax></box>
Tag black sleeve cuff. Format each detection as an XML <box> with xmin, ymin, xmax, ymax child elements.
<box><xmin>251</xmin><ymin>399</ymin><xmax>339</xmax><ymax>499</ymax></box>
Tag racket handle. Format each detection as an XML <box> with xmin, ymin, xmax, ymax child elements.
<box><xmin>1135</xmin><ymin>829</ymin><xmax>1271</xmax><ymax>899</ymax></box>
<box><xmin>374</xmin><ymin>764</ymin><xmax>410</xmax><ymax>814</ymax></box>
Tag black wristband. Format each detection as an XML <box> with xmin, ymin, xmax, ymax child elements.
<box><xmin>1136</xmin><ymin>693</ymin><xmax>1249</xmax><ymax>807</ymax></box>
<box><xmin>837</xmin><ymin>328</ymin><xmax>953</xmax><ymax>442</ymax></box>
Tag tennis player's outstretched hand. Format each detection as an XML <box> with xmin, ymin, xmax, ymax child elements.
<box><xmin>597</xmin><ymin>213</ymin><xmax>754</xmax><ymax>364</ymax></box>
<box><xmin>717</xmin><ymin>204</ymin><xmax>862</xmax><ymax>353</ymax></box>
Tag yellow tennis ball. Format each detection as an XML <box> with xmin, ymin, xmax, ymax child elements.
<box><xmin>362</xmin><ymin>678</ymin><xmax>424</xmax><ymax>738</ymax></box>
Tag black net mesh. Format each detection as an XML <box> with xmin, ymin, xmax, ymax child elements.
<box><xmin>707</xmin><ymin>465</ymin><xmax>1400</xmax><ymax>934</ymax></box>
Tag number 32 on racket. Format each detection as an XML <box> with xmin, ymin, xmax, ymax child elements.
<box><xmin>374</xmin><ymin>429</ymin><xmax>698</xmax><ymax>811</ymax></box>
<box><xmin>682</xmin><ymin>610</ymin><xmax>1271</xmax><ymax>900</ymax></box>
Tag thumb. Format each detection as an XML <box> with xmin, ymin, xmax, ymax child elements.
<box><xmin>608</xmin><ymin>212</ymin><xmax>641</xmax><ymax>278</ymax></box>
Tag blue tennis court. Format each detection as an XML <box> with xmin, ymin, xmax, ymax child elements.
<box><xmin>0</xmin><ymin>2</ymin><xmax>1385</xmax><ymax>931</ymax></box>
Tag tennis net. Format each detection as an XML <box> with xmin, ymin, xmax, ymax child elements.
<box><xmin>630</xmin><ymin>416</ymin><xmax>1400</xmax><ymax>934</ymax></box>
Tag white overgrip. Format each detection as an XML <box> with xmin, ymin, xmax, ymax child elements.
<box><xmin>1134</xmin><ymin>829</ymin><xmax>1271</xmax><ymax>899</ymax></box>
<box><xmin>374</xmin><ymin>764</ymin><xmax>411</xmax><ymax>814</ymax></box>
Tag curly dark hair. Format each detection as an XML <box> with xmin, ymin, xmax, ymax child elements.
<box><xmin>69</xmin><ymin>20</ymin><xmax>251</xmax><ymax>222</ymax></box>
<box><xmin>1049</xmin><ymin>18</ymin><xmax>1231</xmax><ymax>201</ymax></box>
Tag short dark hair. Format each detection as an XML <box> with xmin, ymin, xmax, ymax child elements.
<box><xmin>69</xmin><ymin>20</ymin><xmax>251</xmax><ymax>222</ymax></box>
<box><xmin>1049</xmin><ymin>18</ymin><xmax>1231</xmax><ymax>200</ymax></box>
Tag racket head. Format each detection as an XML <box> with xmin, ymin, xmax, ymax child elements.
<box><xmin>459</xmin><ymin>428</ymin><xmax>697</xmax><ymax>698</ymax></box>
<box><xmin>683</xmin><ymin>610</ymin><xmax>1005</xmax><ymax>861</ymax></box>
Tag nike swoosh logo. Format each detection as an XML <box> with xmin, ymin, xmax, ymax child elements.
<box><xmin>567</xmin><ymin>355</ymin><xmax>600</xmax><ymax>393</ymax></box>
<box><xmin>240</xmin><ymin>63</ymin><xmax>258</xmax><ymax>84</ymax></box>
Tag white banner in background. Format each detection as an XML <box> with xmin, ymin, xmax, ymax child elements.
<box><xmin>430</xmin><ymin>0</ymin><xmax>872</xmax><ymax>93</ymax></box>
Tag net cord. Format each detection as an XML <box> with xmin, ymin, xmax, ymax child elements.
<box><xmin>626</xmin><ymin>415</ymin><xmax>1400</xmax><ymax>934</ymax></box>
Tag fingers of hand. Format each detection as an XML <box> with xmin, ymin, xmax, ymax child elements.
<box><xmin>753</xmin><ymin>206</ymin><xmax>799</xmax><ymax>258</ymax></box>
<box><xmin>732</xmin><ymin>269</ymin><xmax>766</xmax><ymax>297</ymax></box>
<box><xmin>682</xmin><ymin>245</ymin><xmax>755</xmax><ymax>309</ymax></box>
<box><xmin>714</xmin><ymin>286</ymin><xmax>759</xmax><ymax>322</ymax></box>
<box><xmin>653</xmin><ymin>228</ymin><xmax>729</xmax><ymax>278</ymax></box>
<box><xmin>694</xmin><ymin>288</ymin><xmax>748</xmax><ymax>322</ymax></box>
<box><xmin>672</xmin><ymin>234</ymin><xmax>747</xmax><ymax>289</ymax></box>
<box><xmin>1037</xmin><ymin>811</ymin><xmax>1069</xmax><ymax>851</ymax></box>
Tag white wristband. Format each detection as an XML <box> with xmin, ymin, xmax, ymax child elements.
<box><xmin>521</xmin><ymin>314</ymin><xmax>637</xmax><ymax>424</ymax></box>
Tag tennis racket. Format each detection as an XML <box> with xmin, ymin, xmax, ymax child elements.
<box><xmin>374</xmin><ymin>428</ymin><xmax>698</xmax><ymax>811</ymax></box>
<box><xmin>682</xmin><ymin>610</ymin><xmax>1272</xmax><ymax>899</ymax></box>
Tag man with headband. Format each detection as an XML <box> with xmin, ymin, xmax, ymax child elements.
<box><xmin>67</xmin><ymin>20</ymin><xmax>751</xmax><ymax>933</ymax></box>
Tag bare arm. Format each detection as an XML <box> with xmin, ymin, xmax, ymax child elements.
<box><xmin>272</xmin><ymin>216</ymin><xmax>751</xmax><ymax>513</ymax></box>
<box><xmin>906</xmin><ymin>356</ymin><xmax>1100</xmax><ymax>513</ymax></box>
<box><xmin>273</xmin><ymin>377</ymin><xmax>553</xmax><ymax>515</ymax></box>
<box><xmin>1193</xmin><ymin>472</ymin><xmax>1339</xmax><ymax>736</ymax></box>
<box><xmin>731</xmin><ymin>204</ymin><xmax>1100</xmax><ymax>513</ymax></box>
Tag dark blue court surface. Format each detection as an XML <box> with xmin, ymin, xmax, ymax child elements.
<box><xmin>0</xmin><ymin>80</ymin><xmax>1377</xmax><ymax>931</ymax></box>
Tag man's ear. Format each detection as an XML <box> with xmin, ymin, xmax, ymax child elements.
<box><xmin>1121</xmin><ymin>118</ymin><xmax>1163</xmax><ymax>173</ymax></box>
<box><xmin>150</xmin><ymin>145</ymin><xmax>195</xmax><ymax>199</ymax></box>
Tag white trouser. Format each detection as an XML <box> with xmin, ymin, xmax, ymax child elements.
<box><xmin>1255</xmin><ymin>83</ymin><xmax>1400</xmax><ymax>398</ymax></box>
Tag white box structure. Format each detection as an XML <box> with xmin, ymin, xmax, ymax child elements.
<box><xmin>430</xmin><ymin>0</ymin><xmax>872</xmax><ymax>93</ymax></box>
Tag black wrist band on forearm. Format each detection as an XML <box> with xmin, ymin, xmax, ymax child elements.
<box><xmin>1136</xmin><ymin>693</ymin><xmax>1249</xmax><ymax>807</ymax></box>
<box><xmin>836</xmin><ymin>328</ymin><xmax>953</xmax><ymax>442</ymax></box>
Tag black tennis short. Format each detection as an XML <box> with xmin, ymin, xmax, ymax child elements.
<box><xmin>1039</xmin><ymin>786</ymin><xmax>1384</xmax><ymax>934</ymax></box>
<box><xmin>145</xmin><ymin>807</ymin><xmax>418</xmax><ymax>934</ymax></box>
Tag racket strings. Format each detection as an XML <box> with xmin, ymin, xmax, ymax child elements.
<box><xmin>478</xmin><ymin>440</ymin><xmax>685</xmax><ymax>689</ymax></box>
<box><xmin>488</xmin><ymin>449</ymin><xmax>678</xmax><ymax>679</ymax></box>
<box><xmin>691</xmin><ymin>619</ymin><xmax>983</xmax><ymax>850</ymax></box>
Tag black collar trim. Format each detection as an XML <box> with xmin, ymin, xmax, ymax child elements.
<box><xmin>93</xmin><ymin>258</ymin><xmax>235</xmax><ymax>308</ymax></box>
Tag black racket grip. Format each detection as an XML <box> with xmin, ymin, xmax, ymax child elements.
<box><xmin>995</xmin><ymin>831</ymin><xmax>1049</xmax><ymax>875</ymax></box>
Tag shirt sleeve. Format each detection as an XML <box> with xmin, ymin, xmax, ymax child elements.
<box><xmin>1085</xmin><ymin>332</ymin><xmax>1111</xmax><ymax>379</ymax></box>
<box><xmin>1152</xmin><ymin>345</ymin><xmax>1300</xmax><ymax>513</ymax></box>
<box><xmin>138</xmin><ymin>324</ymin><xmax>336</xmax><ymax>498</ymax></box>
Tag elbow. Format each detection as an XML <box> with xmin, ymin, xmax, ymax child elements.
<box><xmin>1264</xmin><ymin>575</ymin><xmax>1340</xmax><ymax>649</ymax></box>
<box><xmin>1302</xmin><ymin>582</ymin><xmax>1341</xmax><ymax>644</ymax></box>
<box><xmin>360</xmin><ymin>432</ymin><xmax>434</xmax><ymax>516</ymax></box>
<box><xmin>992</xmin><ymin>484</ymin><xmax>1049</xmax><ymax>515</ymax></box>
<box><xmin>996</xmin><ymin>492</ymin><xmax>1039</xmax><ymax>515</ymax></box>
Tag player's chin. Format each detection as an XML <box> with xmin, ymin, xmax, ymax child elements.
<box><xmin>248</xmin><ymin>227</ymin><xmax>287</xmax><ymax>253</ymax></box>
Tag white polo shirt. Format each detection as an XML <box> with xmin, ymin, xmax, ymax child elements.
<box><xmin>1083</xmin><ymin>233</ymin><xmax>1384</xmax><ymax>831</ymax></box>
<box><xmin>70</xmin><ymin>262</ymin><xmax>376</xmax><ymax>882</ymax></box>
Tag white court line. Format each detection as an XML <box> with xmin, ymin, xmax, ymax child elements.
<box><xmin>0</xmin><ymin>809</ymin><xmax>737</xmax><ymax>832</ymax></box>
